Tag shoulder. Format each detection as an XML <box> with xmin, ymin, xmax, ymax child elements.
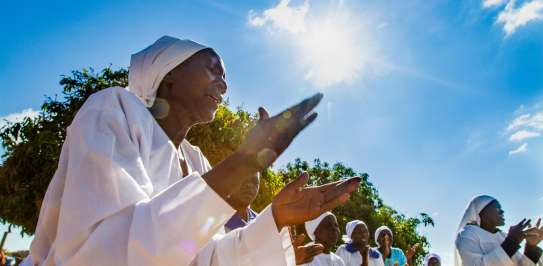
<box><xmin>391</xmin><ymin>247</ymin><xmax>405</xmax><ymax>255</ymax></box>
<box><xmin>456</xmin><ymin>224</ymin><xmax>482</xmax><ymax>242</ymax></box>
<box><xmin>369</xmin><ymin>248</ymin><xmax>382</xmax><ymax>259</ymax></box>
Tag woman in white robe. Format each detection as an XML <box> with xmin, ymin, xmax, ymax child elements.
<box><xmin>454</xmin><ymin>195</ymin><xmax>543</xmax><ymax>266</ymax></box>
<box><xmin>301</xmin><ymin>212</ymin><xmax>345</xmax><ymax>266</ymax></box>
<box><xmin>24</xmin><ymin>36</ymin><xmax>362</xmax><ymax>266</ymax></box>
<box><xmin>336</xmin><ymin>220</ymin><xmax>384</xmax><ymax>266</ymax></box>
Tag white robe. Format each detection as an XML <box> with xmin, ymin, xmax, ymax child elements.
<box><xmin>455</xmin><ymin>224</ymin><xmax>543</xmax><ymax>266</ymax></box>
<box><xmin>301</xmin><ymin>252</ymin><xmax>346</xmax><ymax>266</ymax></box>
<box><xmin>24</xmin><ymin>87</ymin><xmax>293</xmax><ymax>266</ymax></box>
<box><xmin>335</xmin><ymin>245</ymin><xmax>384</xmax><ymax>266</ymax></box>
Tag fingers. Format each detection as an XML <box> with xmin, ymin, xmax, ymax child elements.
<box><xmin>283</xmin><ymin>172</ymin><xmax>310</xmax><ymax>193</ymax></box>
<box><xmin>288</xmin><ymin>93</ymin><xmax>323</xmax><ymax>117</ymax></box>
<box><xmin>516</xmin><ymin>218</ymin><xmax>528</xmax><ymax>227</ymax></box>
<box><xmin>293</xmin><ymin>234</ymin><xmax>305</xmax><ymax>247</ymax></box>
<box><xmin>300</xmin><ymin>244</ymin><xmax>324</xmax><ymax>264</ymax></box>
<box><xmin>258</xmin><ymin>107</ymin><xmax>270</xmax><ymax>122</ymax></box>
<box><xmin>321</xmin><ymin>177</ymin><xmax>362</xmax><ymax>202</ymax></box>
<box><xmin>320</xmin><ymin>193</ymin><xmax>351</xmax><ymax>213</ymax></box>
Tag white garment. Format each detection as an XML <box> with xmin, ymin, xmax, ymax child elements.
<box><xmin>301</xmin><ymin>252</ymin><xmax>346</xmax><ymax>266</ymax></box>
<box><xmin>455</xmin><ymin>224</ymin><xmax>543</xmax><ymax>266</ymax></box>
<box><xmin>336</xmin><ymin>244</ymin><xmax>384</xmax><ymax>266</ymax></box>
<box><xmin>456</xmin><ymin>195</ymin><xmax>496</xmax><ymax>233</ymax></box>
<box><xmin>24</xmin><ymin>87</ymin><xmax>292</xmax><ymax>266</ymax></box>
<box><xmin>342</xmin><ymin>220</ymin><xmax>366</xmax><ymax>243</ymax></box>
<box><xmin>305</xmin><ymin>212</ymin><xmax>333</xmax><ymax>241</ymax></box>
<box><xmin>128</xmin><ymin>35</ymin><xmax>207</xmax><ymax>107</ymax></box>
<box><xmin>192</xmin><ymin>207</ymin><xmax>295</xmax><ymax>266</ymax></box>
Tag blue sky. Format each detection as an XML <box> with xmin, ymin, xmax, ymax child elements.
<box><xmin>1</xmin><ymin>0</ymin><xmax>542</xmax><ymax>264</ymax></box>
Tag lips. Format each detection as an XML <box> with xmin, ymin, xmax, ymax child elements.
<box><xmin>207</xmin><ymin>95</ymin><xmax>221</xmax><ymax>105</ymax></box>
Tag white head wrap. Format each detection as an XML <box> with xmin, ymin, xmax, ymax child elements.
<box><xmin>128</xmin><ymin>35</ymin><xmax>208</xmax><ymax>107</ymax></box>
<box><xmin>374</xmin><ymin>225</ymin><xmax>393</xmax><ymax>246</ymax></box>
<box><xmin>305</xmin><ymin>212</ymin><xmax>334</xmax><ymax>241</ymax></box>
<box><xmin>423</xmin><ymin>253</ymin><xmax>441</xmax><ymax>266</ymax></box>
<box><xmin>456</xmin><ymin>195</ymin><xmax>496</xmax><ymax>233</ymax></box>
<box><xmin>454</xmin><ymin>195</ymin><xmax>497</xmax><ymax>266</ymax></box>
<box><xmin>342</xmin><ymin>220</ymin><xmax>366</xmax><ymax>243</ymax></box>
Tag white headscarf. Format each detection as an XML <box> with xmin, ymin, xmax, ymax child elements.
<box><xmin>342</xmin><ymin>220</ymin><xmax>366</xmax><ymax>243</ymax></box>
<box><xmin>454</xmin><ymin>195</ymin><xmax>497</xmax><ymax>266</ymax></box>
<box><xmin>305</xmin><ymin>212</ymin><xmax>334</xmax><ymax>241</ymax></box>
<box><xmin>128</xmin><ymin>35</ymin><xmax>208</xmax><ymax>107</ymax></box>
<box><xmin>374</xmin><ymin>225</ymin><xmax>393</xmax><ymax>246</ymax></box>
<box><xmin>423</xmin><ymin>253</ymin><xmax>441</xmax><ymax>266</ymax></box>
<box><xmin>456</xmin><ymin>195</ymin><xmax>496</xmax><ymax>233</ymax></box>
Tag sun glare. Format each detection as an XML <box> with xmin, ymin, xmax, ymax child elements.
<box><xmin>300</xmin><ymin>15</ymin><xmax>364</xmax><ymax>88</ymax></box>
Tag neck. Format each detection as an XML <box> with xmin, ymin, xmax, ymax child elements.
<box><xmin>480</xmin><ymin>222</ymin><xmax>498</xmax><ymax>233</ymax></box>
<box><xmin>379</xmin><ymin>246</ymin><xmax>390</xmax><ymax>257</ymax></box>
<box><xmin>156</xmin><ymin>109</ymin><xmax>197</xmax><ymax>147</ymax></box>
<box><xmin>236</xmin><ymin>208</ymin><xmax>249</xmax><ymax>222</ymax></box>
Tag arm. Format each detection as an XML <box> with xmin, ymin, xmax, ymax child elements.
<box><xmin>455</xmin><ymin>235</ymin><xmax>514</xmax><ymax>266</ymax></box>
<box><xmin>191</xmin><ymin>205</ymin><xmax>295</xmax><ymax>266</ymax></box>
<box><xmin>52</xmin><ymin>107</ymin><xmax>234</xmax><ymax>265</ymax></box>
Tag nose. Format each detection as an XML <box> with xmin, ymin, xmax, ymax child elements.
<box><xmin>216</xmin><ymin>77</ymin><xmax>227</xmax><ymax>95</ymax></box>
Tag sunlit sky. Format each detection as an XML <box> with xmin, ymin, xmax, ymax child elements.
<box><xmin>1</xmin><ymin>1</ymin><xmax>543</xmax><ymax>265</ymax></box>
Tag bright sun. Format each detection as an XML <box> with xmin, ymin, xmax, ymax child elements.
<box><xmin>299</xmin><ymin>14</ymin><xmax>365</xmax><ymax>88</ymax></box>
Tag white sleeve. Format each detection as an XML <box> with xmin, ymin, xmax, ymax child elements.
<box><xmin>512</xmin><ymin>250</ymin><xmax>541</xmax><ymax>266</ymax></box>
<box><xmin>191</xmin><ymin>205</ymin><xmax>295</xmax><ymax>266</ymax></box>
<box><xmin>49</xmin><ymin>106</ymin><xmax>235</xmax><ymax>266</ymax></box>
<box><xmin>455</xmin><ymin>235</ymin><xmax>515</xmax><ymax>266</ymax></box>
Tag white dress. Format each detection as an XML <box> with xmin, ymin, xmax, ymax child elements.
<box><xmin>301</xmin><ymin>252</ymin><xmax>346</xmax><ymax>266</ymax></box>
<box><xmin>24</xmin><ymin>87</ymin><xmax>294</xmax><ymax>266</ymax></box>
<box><xmin>455</xmin><ymin>224</ymin><xmax>543</xmax><ymax>266</ymax></box>
<box><xmin>336</xmin><ymin>244</ymin><xmax>385</xmax><ymax>266</ymax></box>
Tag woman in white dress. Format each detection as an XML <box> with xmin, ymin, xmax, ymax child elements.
<box><xmin>336</xmin><ymin>220</ymin><xmax>384</xmax><ymax>266</ymax></box>
<box><xmin>454</xmin><ymin>195</ymin><xmax>543</xmax><ymax>266</ymax></box>
<box><xmin>302</xmin><ymin>212</ymin><xmax>346</xmax><ymax>266</ymax></box>
<box><xmin>423</xmin><ymin>253</ymin><xmax>441</xmax><ymax>266</ymax></box>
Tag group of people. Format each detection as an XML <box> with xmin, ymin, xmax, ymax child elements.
<box><xmin>14</xmin><ymin>36</ymin><xmax>543</xmax><ymax>266</ymax></box>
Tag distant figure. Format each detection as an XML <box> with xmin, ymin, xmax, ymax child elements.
<box><xmin>374</xmin><ymin>226</ymin><xmax>417</xmax><ymax>266</ymax></box>
<box><xmin>423</xmin><ymin>253</ymin><xmax>441</xmax><ymax>266</ymax></box>
<box><xmin>336</xmin><ymin>220</ymin><xmax>384</xmax><ymax>266</ymax></box>
<box><xmin>454</xmin><ymin>195</ymin><xmax>543</xmax><ymax>265</ymax></box>
<box><xmin>301</xmin><ymin>212</ymin><xmax>345</xmax><ymax>266</ymax></box>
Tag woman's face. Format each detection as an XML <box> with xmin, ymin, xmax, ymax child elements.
<box><xmin>377</xmin><ymin>230</ymin><xmax>393</xmax><ymax>249</ymax></box>
<box><xmin>351</xmin><ymin>223</ymin><xmax>369</xmax><ymax>247</ymax></box>
<box><xmin>158</xmin><ymin>48</ymin><xmax>227</xmax><ymax>124</ymax></box>
<box><xmin>314</xmin><ymin>215</ymin><xmax>340</xmax><ymax>249</ymax></box>
<box><xmin>480</xmin><ymin>200</ymin><xmax>505</xmax><ymax>227</ymax></box>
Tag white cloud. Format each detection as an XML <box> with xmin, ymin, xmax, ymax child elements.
<box><xmin>248</xmin><ymin>0</ymin><xmax>380</xmax><ymax>88</ymax></box>
<box><xmin>509</xmin><ymin>142</ymin><xmax>528</xmax><ymax>155</ymax></box>
<box><xmin>509</xmin><ymin>130</ymin><xmax>541</xmax><ymax>141</ymax></box>
<box><xmin>483</xmin><ymin>0</ymin><xmax>509</xmax><ymax>8</ymax></box>
<box><xmin>0</xmin><ymin>108</ymin><xmax>39</xmax><ymax>129</ymax></box>
<box><xmin>496</xmin><ymin>0</ymin><xmax>543</xmax><ymax>36</ymax></box>
<box><xmin>507</xmin><ymin>112</ymin><xmax>543</xmax><ymax>131</ymax></box>
<box><xmin>248</xmin><ymin>0</ymin><xmax>309</xmax><ymax>34</ymax></box>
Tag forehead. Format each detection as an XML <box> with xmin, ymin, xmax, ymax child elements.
<box><xmin>378</xmin><ymin>229</ymin><xmax>392</xmax><ymax>238</ymax></box>
<box><xmin>353</xmin><ymin>223</ymin><xmax>368</xmax><ymax>232</ymax></box>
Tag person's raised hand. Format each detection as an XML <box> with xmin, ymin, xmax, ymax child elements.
<box><xmin>507</xmin><ymin>218</ymin><xmax>532</xmax><ymax>244</ymax></box>
<box><xmin>292</xmin><ymin>233</ymin><xmax>324</xmax><ymax>265</ymax></box>
<box><xmin>525</xmin><ymin>218</ymin><xmax>543</xmax><ymax>247</ymax></box>
<box><xmin>406</xmin><ymin>243</ymin><xmax>420</xmax><ymax>262</ymax></box>
<box><xmin>236</xmin><ymin>93</ymin><xmax>323</xmax><ymax>172</ymax></box>
<box><xmin>271</xmin><ymin>171</ymin><xmax>361</xmax><ymax>230</ymax></box>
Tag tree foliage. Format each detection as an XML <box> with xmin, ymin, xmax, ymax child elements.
<box><xmin>0</xmin><ymin>68</ymin><xmax>432</xmax><ymax>263</ymax></box>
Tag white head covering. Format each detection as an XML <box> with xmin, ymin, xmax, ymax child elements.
<box><xmin>305</xmin><ymin>212</ymin><xmax>334</xmax><ymax>241</ymax></box>
<box><xmin>374</xmin><ymin>225</ymin><xmax>393</xmax><ymax>246</ymax></box>
<box><xmin>423</xmin><ymin>253</ymin><xmax>441</xmax><ymax>266</ymax></box>
<box><xmin>128</xmin><ymin>35</ymin><xmax>208</xmax><ymax>107</ymax></box>
<box><xmin>454</xmin><ymin>195</ymin><xmax>497</xmax><ymax>266</ymax></box>
<box><xmin>456</xmin><ymin>195</ymin><xmax>496</xmax><ymax>232</ymax></box>
<box><xmin>342</xmin><ymin>220</ymin><xmax>366</xmax><ymax>243</ymax></box>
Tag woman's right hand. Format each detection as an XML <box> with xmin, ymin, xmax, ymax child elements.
<box><xmin>236</xmin><ymin>93</ymin><xmax>323</xmax><ymax>171</ymax></box>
